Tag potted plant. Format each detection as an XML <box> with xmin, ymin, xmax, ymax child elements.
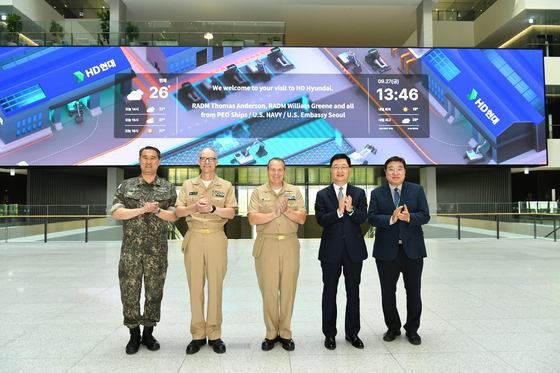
<box><xmin>221</xmin><ymin>38</ymin><xmax>244</xmax><ymax>47</ymax></box>
<box><xmin>156</xmin><ymin>37</ymin><xmax>178</xmax><ymax>46</ymax></box>
<box><xmin>6</xmin><ymin>13</ymin><xmax>23</xmax><ymax>45</ymax></box>
<box><xmin>268</xmin><ymin>35</ymin><xmax>282</xmax><ymax>46</ymax></box>
<box><xmin>95</xmin><ymin>9</ymin><xmax>110</xmax><ymax>45</ymax></box>
<box><xmin>125</xmin><ymin>21</ymin><xmax>139</xmax><ymax>45</ymax></box>
<box><xmin>49</xmin><ymin>20</ymin><xmax>65</xmax><ymax>45</ymax></box>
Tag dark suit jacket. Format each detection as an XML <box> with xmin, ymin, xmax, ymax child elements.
<box><xmin>315</xmin><ymin>184</ymin><xmax>368</xmax><ymax>264</ymax></box>
<box><xmin>367</xmin><ymin>181</ymin><xmax>430</xmax><ymax>261</ymax></box>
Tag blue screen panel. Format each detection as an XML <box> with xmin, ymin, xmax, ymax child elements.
<box><xmin>0</xmin><ymin>84</ymin><xmax>46</xmax><ymax>114</ymax></box>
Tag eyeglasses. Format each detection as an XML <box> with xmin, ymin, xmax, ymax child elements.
<box><xmin>387</xmin><ymin>167</ymin><xmax>404</xmax><ymax>173</ymax></box>
<box><xmin>199</xmin><ymin>157</ymin><xmax>217</xmax><ymax>163</ymax></box>
<box><xmin>331</xmin><ymin>166</ymin><xmax>349</xmax><ymax>171</ymax></box>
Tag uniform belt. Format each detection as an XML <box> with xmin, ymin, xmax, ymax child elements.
<box><xmin>190</xmin><ymin>228</ymin><xmax>224</xmax><ymax>234</ymax></box>
<box><xmin>257</xmin><ymin>232</ymin><xmax>297</xmax><ymax>240</ymax></box>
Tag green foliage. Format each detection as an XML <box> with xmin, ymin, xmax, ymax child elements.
<box><xmin>125</xmin><ymin>22</ymin><xmax>139</xmax><ymax>43</ymax></box>
<box><xmin>95</xmin><ymin>10</ymin><xmax>110</xmax><ymax>45</ymax></box>
<box><xmin>268</xmin><ymin>35</ymin><xmax>282</xmax><ymax>45</ymax></box>
<box><xmin>6</xmin><ymin>13</ymin><xmax>23</xmax><ymax>34</ymax></box>
<box><xmin>49</xmin><ymin>20</ymin><xmax>64</xmax><ymax>42</ymax></box>
<box><xmin>5</xmin><ymin>13</ymin><xmax>23</xmax><ymax>44</ymax></box>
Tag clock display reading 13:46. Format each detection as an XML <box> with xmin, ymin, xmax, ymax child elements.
<box><xmin>376</xmin><ymin>87</ymin><xmax>419</xmax><ymax>101</ymax></box>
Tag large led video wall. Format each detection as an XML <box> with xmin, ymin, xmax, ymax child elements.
<box><xmin>0</xmin><ymin>46</ymin><xmax>546</xmax><ymax>166</ymax></box>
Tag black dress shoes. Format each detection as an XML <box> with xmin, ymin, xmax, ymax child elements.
<box><xmin>186</xmin><ymin>338</ymin><xmax>206</xmax><ymax>355</ymax></box>
<box><xmin>125</xmin><ymin>326</ymin><xmax>141</xmax><ymax>355</ymax></box>
<box><xmin>383</xmin><ymin>329</ymin><xmax>401</xmax><ymax>342</ymax></box>
<box><xmin>209</xmin><ymin>338</ymin><xmax>226</xmax><ymax>353</ymax></box>
<box><xmin>406</xmin><ymin>331</ymin><xmax>421</xmax><ymax>345</ymax></box>
<box><xmin>324</xmin><ymin>336</ymin><xmax>336</xmax><ymax>350</ymax></box>
<box><xmin>278</xmin><ymin>337</ymin><xmax>295</xmax><ymax>351</ymax></box>
<box><xmin>345</xmin><ymin>335</ymin><xmax>364</xmax><ymax>349</ymax></box>
<box><xmin>262</xmin><ymin>337</ymin><xmax>278</xmax><ymax>351</ymax></box>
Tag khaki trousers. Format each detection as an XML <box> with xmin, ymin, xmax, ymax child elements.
<box><xmin>184</xmin><ymin>231</ymin><xmax>228</xmax><ymax>340</ymax></box>
<box><xmin>254</xmin><ymin>236</ymin><xmax>300</xmax><ymax>340</ymax></box>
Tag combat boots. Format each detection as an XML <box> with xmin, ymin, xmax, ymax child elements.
<box><xmin>125</xmin><ymin>326</ymin><xmax>141</xmax><ymax>354</ymax></box>
<box><xmin>141</xmin><ymin>326</ymin><xmax>161</xmax><ymax>351</ymax></box>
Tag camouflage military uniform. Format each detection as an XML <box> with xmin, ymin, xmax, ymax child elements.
<box><xmin>110</xmin><ymin>175</ymin><xmax>177</xmax><ymax>329</ymax></box>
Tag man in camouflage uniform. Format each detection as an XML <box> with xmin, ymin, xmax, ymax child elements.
<box><xmin>248</xmin><ymin>157</ymin><xmax>306</xmax><ymax>351</ymax></box>
<box><xmin>175</xmin><ymin>147</ymin><xmax>238</xmax><ymax>355</ymax></box>
<box><xmin>110</xmin><ymin>146</ymin><xmax>177</xmax><ymax>355</ymax></box>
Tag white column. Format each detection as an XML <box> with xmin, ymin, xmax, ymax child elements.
<box><xmin>416</xmin><ymin>0</ymin><xmax>438</xmax><ymax>48</ymax></box>
<box><xmin>109</xmin><ymin>0</ymin><xmax>127</xmax><ymax>45</ymax></box>
<box><xmin>420</xmin><ymin>167</ymin><xmax>437</xmax><ymax>214</ymax></box>
<box><xmin>107</xmin><ymin>167</ymin><xmax>124</xmax><ymax>225</ymax></box>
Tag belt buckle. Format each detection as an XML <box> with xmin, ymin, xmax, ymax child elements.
<box><xmin>203</xmin><ymin>229</ymin><xmax>211</xmax><ymax>234</ymax></box>
<box><xmin>278</xmin><ymin>235</ymin><xmax>285</xmax><ymax>240</ymax></box>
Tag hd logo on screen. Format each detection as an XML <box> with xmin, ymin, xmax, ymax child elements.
<box><xmin>467</xmin><ymin>88</ymin><xmax>500</xmax><ymax>125</ymax></box>
<box><xmin>73</xmin><ymin>59</ymin><xmax>118</xmax><ymax>84</ymax></box>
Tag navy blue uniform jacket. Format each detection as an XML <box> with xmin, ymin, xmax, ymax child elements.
<box><xmin>367</xmin><ymin>181</ymin><xmax>430</xmax><ymax>261</ymax></box>
<box><xmin>315</xmin><ymin>184</ymin><xmax>368</xmax><ymax>264</ymax></box>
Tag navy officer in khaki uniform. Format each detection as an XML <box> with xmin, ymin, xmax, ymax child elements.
<box><xmin>111</xmin><ymin>146</ymin><xmax>177</xmax><ymax>355</ymax></box>
<box><xmin>248</xmin><ymin>157</ymin><xmax>306</xmax><ymax>351</ymax></box>
<box><xmin>175</xmin><ymin>148</ymin><xmax>238</xmax><ymax>354</ymax></box>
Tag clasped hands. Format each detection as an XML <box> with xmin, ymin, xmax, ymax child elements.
<box><xmin>338</xmin><ymin>195</ymin><xmax>353</xmax><ymax>215</ymax></box>
<box><xmin>141</xmin><ymin>202</ymin><xmax>159</xmax><ymax>214</ymax></box>
<box><xmin>392</xmin><ymin>204</ymin><xmax>410</xmax><ymax>223</ymax></box>
<box><xmin>274</xmin><ymin>197</ymin><xmax>289</xmax><ymax>218</ymax></box>
<box><xmin>195</xmin><ymin>195</ymin><xmax>213</xmax><ymax>213</ymax></box>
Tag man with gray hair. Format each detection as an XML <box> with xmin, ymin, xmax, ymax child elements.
<box><xmin>175</xmin><ymin>148</ymin><xmax>238</xmax><ymax>354</ymax></box>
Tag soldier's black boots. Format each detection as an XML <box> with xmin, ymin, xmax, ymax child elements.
<box><xmin>126</xmin><ymin>326</ymin><xmax>141</xmax><ymax>355</ymax></box>
<box><xmin>141</xmin><ymin>326</ymin><xmax>161</xmax><ymax>351</ymax></box>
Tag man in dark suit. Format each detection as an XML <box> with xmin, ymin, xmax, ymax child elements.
<box><xmin>367</xmin><ymin>156</ymin><xmax>430</xmax><ymax>345</ymax></box>
<box><xmin>315</xmin><ymin>154</ymin><xmax>368</xmax><ymax>350</ymax></box>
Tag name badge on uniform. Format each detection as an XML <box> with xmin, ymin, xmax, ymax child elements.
<box><xmin>189</xmin><ymin>191</ymin><xmax>198</xmax><ymax>195</ymax></box>
<box><xmin>262</xmin><ymin>198</ymin><xmax>271</xmax><ymax>201</ymax></box>
<box><xmin>212</xmin><ymin>190</ymin><xmax>225</xmax><ymax>197</ymax></box>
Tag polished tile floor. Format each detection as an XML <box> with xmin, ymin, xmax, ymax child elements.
<box><xmin>1</xmin><ymin>238</ymin><xmax>560</xmax><ymax>373</ymax></box>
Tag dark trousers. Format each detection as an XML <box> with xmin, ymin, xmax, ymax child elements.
<box><xmin>321</xmin><ymin>243</ymin><xmax>363</xmax><ymax>337</ymax></box>
<box><xmin>375</xmin><ymin>244</ymin><xmax>423</xmax><ymax>332</ymax></box>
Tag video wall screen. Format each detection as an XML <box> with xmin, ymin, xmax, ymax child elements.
<box><xmin>0</xmin><ymin>46</ymin><xmax>546</xmax><ymax>166</ymax></box>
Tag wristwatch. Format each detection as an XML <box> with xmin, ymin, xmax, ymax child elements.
<box><xmin>155</xmin><ymin>207</ymin><xmax>161</xmax><ymax>214</ymax></box>
<box><xmin>211</xmin><ymin>205</ymin><xmax>216</xmax><ymax>213</ymax></box>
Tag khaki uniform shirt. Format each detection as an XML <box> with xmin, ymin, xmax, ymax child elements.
<box><xmin>175</xmin><ymin>175</ymin><xmax>238</xmax><ymax>244</ymax></box>
<box><xmin>248</xmin><ymin>182</ymin><xmax>306</xmax><ymax>257</ymax></box>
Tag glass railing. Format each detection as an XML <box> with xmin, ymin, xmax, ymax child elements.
<box><xmin>0</xmin><ymin>20</ymin><xmax>285</xmax><ymax>47</ymax></box>
<box><xmin>432</xmin><ymin>0</ymin><xmax>498</xmax><ymax>22</ymax></box>
<box><xmin>2</xmin><ymin>202</ymin><xmax>560</xmax><ymax>243</ymax></box>
<box><xmin>499</xmin><ymin>24</ymin><xmax>560</xmax><ymax>57</ymax></box>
